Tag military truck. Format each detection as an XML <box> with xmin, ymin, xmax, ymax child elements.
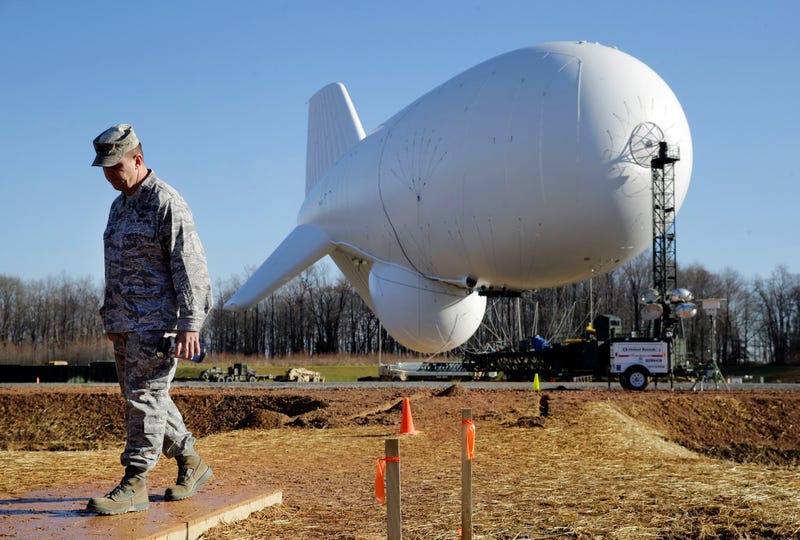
<box><xmin>198</xmin><ymin>366</ymin><xmax>226</xmax><ymax>382</ymax></box>
<box><xmin>199</xmin><ymin>364</ymin><xmax>323</xmax><ymax>383</ymax></box>
<box><xmin>275</xmin><ymin>367</ymin><xmax>325</xmax><ymax>383</ymax></box>
<box><xmin>199</xmin><ymin>363</ymin><xmax>272</xmax><ymax>383</ymax></box>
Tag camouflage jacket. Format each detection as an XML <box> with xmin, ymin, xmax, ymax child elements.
<box><xmin>101</xmin><ymin>171</ymin><xmax>213</xmax><ymax>333</ymax></box>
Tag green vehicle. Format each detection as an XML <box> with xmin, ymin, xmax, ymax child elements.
<box><xmin>199</xmin><ymin>364</ymin><xmax>272</xmax><ymax>383</ymax></box>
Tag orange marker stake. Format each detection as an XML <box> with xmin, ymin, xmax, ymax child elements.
<box><xmin>462</xmin><ymin>419</ymin><xmax>475</xmax><ymax>460</ymax></box>
<box><xmin>375</xmin><ymin>458</ymin><xmax>387</xmax><ymax>504</ymax></box>
<box><xmin>375</xmin><ymin>455</ymin><xmax>400</xmax><ymax>504</ymax></box>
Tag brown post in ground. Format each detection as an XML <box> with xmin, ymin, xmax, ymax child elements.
<box><xmin>461</xmin><ymin>408</ymin><xmax>473</xmax><ymax>540</ymax></box>
<box><xmin>385</xmin><ymin>438</ymin><xmax>402</xmax><ymax>539</ymax></box>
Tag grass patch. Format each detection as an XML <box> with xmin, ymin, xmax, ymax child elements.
<box><xmin>721</xmin><ymin>363</ymin><xmax>800</xmax><ymax>383</ymax></box>
<box><xmin>175</xmin><ymin>352</ymin><xmax>419</xmax><ymax>382</ymax></box>
<box><xmin>176</xmin><ymin>363</ymin><xmax>379</xmax><ymax>382</ymax></box>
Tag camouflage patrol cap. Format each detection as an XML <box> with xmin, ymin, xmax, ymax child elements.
<box><xmin>92</xmin><ymin>124</ymin><xmax>140</xmax><ymax>167</ymax></box>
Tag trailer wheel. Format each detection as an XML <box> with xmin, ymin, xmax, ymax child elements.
<box><xmin>622</xmin><ymin>366</ymin><xmax>649</xmax><ymax>391</ymax></box>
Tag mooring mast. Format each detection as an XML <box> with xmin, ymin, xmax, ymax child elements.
<box><xmin>652</xmin><ymin>141</ymin><xmax>681</xmax><ymax>340</ymax></box>
<box><xmin>651</xmin><ymin>140</ymin><xmax>680</xmax><ymax>315</ymax></box>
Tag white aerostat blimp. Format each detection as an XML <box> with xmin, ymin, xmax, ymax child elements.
<box><xmin>226</xmin><ymin>41</ymin><xmax>693</xmax><ymax>354</ymax></box>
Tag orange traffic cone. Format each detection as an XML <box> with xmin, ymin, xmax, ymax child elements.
<box><xmin>399</xmin><ymin>397</ymin><xmax>420</xmax><ymax>435</ymax></box>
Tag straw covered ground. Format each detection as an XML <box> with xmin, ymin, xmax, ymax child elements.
<box><xmin>1</xmin><ymin>384</ymin><xmax>800</xmax><ymax>538</ymax></box>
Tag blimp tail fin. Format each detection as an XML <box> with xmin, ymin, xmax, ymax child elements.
<box><xmin>306</xmin><ymin>82</ymin><xmax>366</xmax><ymax>194</ymax></box>
<box><xmin>224</xmin><ymin>224</ymin><xmax>332</xmax><ymax>310</ymax></box>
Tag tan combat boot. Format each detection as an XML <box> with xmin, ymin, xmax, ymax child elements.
<box><xmin>86</xmin><ymin>475</ymin><xmax>149</xmax><ymax>515</ymax></box>
<box><xmin>164</xmin><ymin>454</ymin><xmax>213</xmax><ymax>501</ymax></box>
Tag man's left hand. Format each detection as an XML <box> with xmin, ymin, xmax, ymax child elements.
<box><xmin>175</xmin><ymin>330</ymin><xmax>201</xmax><ymax>360</ymax></box>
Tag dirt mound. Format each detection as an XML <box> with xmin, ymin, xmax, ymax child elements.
<box><xmin>437</xmin><ymin>383</ymin><xmax>469</xmax><ymax>397</ymax></box>
<box><xmin>608</xmin><ymin>391</ymin><xmax>800</xmax><ymax>464</ymax></box>
<box><xmin>693</xmin><ymin>443</ymin><xmax>800</xmax><ymax>466</ymax></box>
<box><xmin>237</xmin><ymin>409</ymin><xmax>290</xmax><ymax>429</ymax></box>
<box><xmin>0</xmin><ymin>388</ymin><xmax>333</xmax><ymax>450</ymax></box>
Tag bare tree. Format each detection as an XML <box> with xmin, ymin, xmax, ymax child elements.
<box><xmin>753</xmin><ymin>266</ymin><xmax>799</xmax><ymax>365</ymax></box>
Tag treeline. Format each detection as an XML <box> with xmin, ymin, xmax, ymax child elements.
<box><xmin>0</xmin><ymin>274</ymin><xmax>108</xmax><ymax>364</ymax></box>
<box><xmin>2</xmin><ymin>254</ymin><xmax>800</xmax><ymax>365</ymax></box>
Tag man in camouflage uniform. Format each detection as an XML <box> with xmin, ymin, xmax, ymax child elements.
<box><xmin>87</xmin><ymin>124</ymin><xmax>214</xmax><ymax>515</ymax></box>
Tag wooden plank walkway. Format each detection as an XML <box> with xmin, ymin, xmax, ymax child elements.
<box><xmin>0</xmin><ymin>479</ymin><xmax>282</xmax><ymax>539</ymax></box>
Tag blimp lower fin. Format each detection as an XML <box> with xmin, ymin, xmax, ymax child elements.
<box><xmin>328</xmin><ymin>249</ymin><xmax>375</xmax><ymax>311</ymax></box>
<box><xmin>225</xmin><ymin>224</ymin><xmax>332</xmax><ymax>310</ymax></box>
<box><xmin>306</xmin><ymin>82</ymin><xmax>365</xmax><ymax>194</ymax></box>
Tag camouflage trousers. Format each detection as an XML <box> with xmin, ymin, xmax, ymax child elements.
<box><xmin>111</xmin><ymin>332</ymin><xmax>196</xmax><ymax>474</ymax></box>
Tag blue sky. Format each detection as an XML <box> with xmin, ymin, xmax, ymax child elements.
<box><xmin>1</xmin><ymin>1</ymin><xmax>797</xmax><ymax>289</ymax></box>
